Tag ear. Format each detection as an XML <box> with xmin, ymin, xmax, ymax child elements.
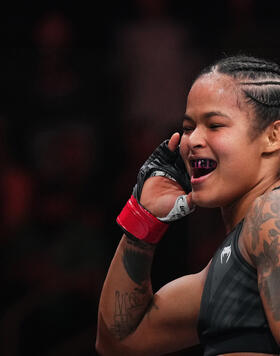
<box><xmin>263</xmin><ymin>120</ymin><xmax>280</xmax><ymax>154</ymax></box>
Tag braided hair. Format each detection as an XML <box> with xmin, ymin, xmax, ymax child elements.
<box><xmin>199</xmin><ymin>55</ymin><xmax>280</xmax><ymax>135</ymax></box>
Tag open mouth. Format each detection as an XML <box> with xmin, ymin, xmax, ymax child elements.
<box><xmin>190</xmin><ymin>159</ymin><xmax>217</xmax><ymax>178</ymax></box>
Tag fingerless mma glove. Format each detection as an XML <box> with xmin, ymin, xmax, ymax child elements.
<box><xmin>117</xmin><ymin>139</ymin><xmax>193</xmax><ymax>244</ymax></box>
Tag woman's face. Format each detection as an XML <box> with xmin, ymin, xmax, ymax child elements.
<box><xmin>180</xmin><ymin>72</ymin><xmax>267</xmax><ymax>208</ymax></box>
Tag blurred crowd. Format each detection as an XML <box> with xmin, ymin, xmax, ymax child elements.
<box><xmin>0</xmin><ymin>0</ymin><xmax>280</xmax><ymax>355</ymax></box>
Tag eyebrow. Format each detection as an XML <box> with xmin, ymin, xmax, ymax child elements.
<box><xmin>183</xmin><ymin>111</ymin><xmax>230</xmax><ymax>122</ymax></box>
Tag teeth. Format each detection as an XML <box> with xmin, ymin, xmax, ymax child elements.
<box><xmin>191</xmin><ymin>159</ymin><xmax>217</xmax><ymax>169</ymax></box>
<box><xmin>200</xmin><ymin>159</ymin><xmax>207</xmax><ymax>168</ymax></box>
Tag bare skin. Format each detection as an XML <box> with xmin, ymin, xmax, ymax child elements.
<box><xmin>96</xmin><ymin>135</ymin><xmax>202</xmax><ymax>355</ymax></box>
<box><xmin>96</xmin><ymin>73</ymin><xmax>280</xmax><ymax>355</ymax></box>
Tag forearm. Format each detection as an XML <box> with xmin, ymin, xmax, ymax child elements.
<box><xmin>96</xmin><ymin>137</ymin><xmax>193</xmax><ymax>354</ymax></box>
<box><xmin>97</xmin><ymin>234</ymin><xmax>156</xmax><ymax>342</ymax></box>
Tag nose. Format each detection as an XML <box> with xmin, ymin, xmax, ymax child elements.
<box><xmin>188</xmin><ymin>126</ymin><xmax>206</xmax><ymax>150</ymax></box>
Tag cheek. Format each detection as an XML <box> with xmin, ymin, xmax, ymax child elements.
<box><xmin>217</xmin><ymin>138</ymin><xmax>258</xmax><ymax>187</ymax></box>
<box><xmin>212</xmin><ymin>135</ymin><xmax>238</xmax><ymax>161</ymax></box>
<box><xmin>179</xmin><ymin>134</ymin><xmax>189</xmax><ymax>157</ymax></box>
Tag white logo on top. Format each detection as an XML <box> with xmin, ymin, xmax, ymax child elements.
<box><xmin>221</xmin><ymin>245</ymin><xmax>231</xmax><ymax>264</ymax></box>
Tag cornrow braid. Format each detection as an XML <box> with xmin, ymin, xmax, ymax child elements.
<box><xmin>240</xmin><ymin>81</ymin><xmax>280</xmax><ymax>86</ymax></box>
<box><xmin>199</xmin><ymin>55</ymin><xmax>280</xmax><ymax>134</ymax></box>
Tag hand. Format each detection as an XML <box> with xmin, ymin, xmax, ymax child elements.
<box><xmin>117</xmin><ymin>133</ymin><xmax>194</xmax><ymax>243</ymax></box>
<box><xmin>140</xmin><ymin>133</ymin><xmax>194</xmax><ymax>219</ymax></box>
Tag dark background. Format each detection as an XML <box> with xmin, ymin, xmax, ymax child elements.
<box><xmin>0</xmin><ymin>0</ymin><xmax>279</xmax><ymax>355</ymax></box>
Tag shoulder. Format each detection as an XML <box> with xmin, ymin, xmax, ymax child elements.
<box><xmin>241</xmin><ymin>188</ymin><xmax>280</xmax><ymax>268</ymax></box>
<box><xmin>241</xmin><ymin>188</ymin><xmax>280</xmax><ymax>342</ymax></box>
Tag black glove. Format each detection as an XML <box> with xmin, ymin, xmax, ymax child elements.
<box><xmin>117</xmin><ymin>139</ymin><xmax>193</xmax><ymax>243</ymax></box>
<box><xmin>132</xmin><ymin>139</ymin><xmax>191</xmax><ymax>202</ymax></box>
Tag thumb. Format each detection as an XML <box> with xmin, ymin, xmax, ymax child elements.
<box><xmin>168</xmin><ymin>132</ymin><xmax>180</xmax><ymax>152</ymax></box>
<box><xmin>157</xmin><ymin>193</ymin><xmax>195</xmax><ymax>222</ymax></box>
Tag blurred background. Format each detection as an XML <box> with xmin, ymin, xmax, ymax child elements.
<box><xmin>0</xmin><ymin>0</ymin><xmax>279</xmax><ymax>355</ymax></box>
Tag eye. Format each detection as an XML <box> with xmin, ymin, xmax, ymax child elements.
<box><xmin>209</xmin><ymin>123</ymin><xmax>224</xmax><ymax>130</ymax></box>
<box><xmin>182</xmin><ymin>126</ymin><xmax>194</xmax><ymax>134</ymax></box>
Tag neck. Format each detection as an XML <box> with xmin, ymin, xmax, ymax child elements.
<box><xmin>221</xmin><ymin>176</ymin><xmax>280</xmax><ymax>233</ymax></box>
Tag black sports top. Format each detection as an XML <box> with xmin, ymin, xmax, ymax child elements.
<box><xmin>197</xmin><ymin>220</ymin><xmax>280</xmax><ymax>355</ymax></box>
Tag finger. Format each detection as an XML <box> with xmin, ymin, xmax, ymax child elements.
<box><xmin>168</xmin><ymin>132</ymin><xmax>180</xmax><ymax>152</ymax></box>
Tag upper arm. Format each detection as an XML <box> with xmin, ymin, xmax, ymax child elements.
<box><xmin>243</xmin><ymin>190</ymin><xmax>280</xmax><ymax>345</ymax></box>
<box><xmin>97</xmin><ymin>266</ymin><xmax>208</xmax><ymax>356</ymax></box>
<box><xmin>128</xmin><ymin>269</ymin><xmax>207</xmax><ymax>355</ymax></box>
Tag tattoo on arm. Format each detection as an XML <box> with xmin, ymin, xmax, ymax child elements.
<box><xmin>109</xmin><ymin>236</ymin><xmax>157</xmax><ymax>339</ymax></box>
<box><xmin>250</xmin><ymin>240</ymin><xmax>280</xmax><ymax>320</ymax></box>
<box><xmin>125</xmin><ymin>234</ymin><xmax>156</xmax><ymax>251</ymax></box>
<box><xmin>247</xmin><ymin>193</ymin><xmax>280</xmax><ymax>321</ymax></box>
<box><xmin>245</xmin><ymin>197</ymin><xmax>273</xmax><ymax>250</ymax></box>
<box><xmin>110</xmin><ymin>289</ymin><xmax>159</xmax><ymax>340</ymax></box>
<box><xmin>110</xmin><ymin>289</ymin><xmax>145</xmax><ymax>339</ymax></box>
<box><xmin>122</xmin><ymin>247</ymin><xmax>152</xmax><ymax>285</ymax></box>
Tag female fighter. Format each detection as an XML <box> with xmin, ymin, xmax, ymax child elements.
<box><xmin>96</xmin><ymin>55</ymin><xmax>280</xmax><ymax>355</ymax></box>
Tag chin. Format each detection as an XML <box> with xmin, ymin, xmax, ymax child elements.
<box><xmin>192</xmin><ymin>192</ymin><xmax>222</xmax><ymax>209</ymax></box>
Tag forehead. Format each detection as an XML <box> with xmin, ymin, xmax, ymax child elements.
<box><xmin>186</xmin><ymin>73</ymin><xmax>246</xmax><ymax>117</ymax></box>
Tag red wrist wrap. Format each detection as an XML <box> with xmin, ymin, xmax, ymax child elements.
<box><xmin>116</xmin><ymin>195</ymin><xmax>169</xmax><ymax>244</ymax></box>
